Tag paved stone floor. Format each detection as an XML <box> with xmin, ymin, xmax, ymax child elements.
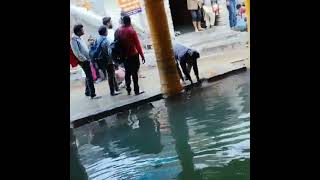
<box><xmin>70</xmin><ymin>47</ymin><xmax>249</xmax><ymax>124</ymax></box>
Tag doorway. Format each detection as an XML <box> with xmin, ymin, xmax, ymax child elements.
<box><xmin>169</xmin><ymin>0</ymin><xmax>205</xmax><ymax>34</ymax></box>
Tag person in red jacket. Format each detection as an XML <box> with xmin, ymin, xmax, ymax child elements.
<box><xmin>116</xmin><ymin>15</ymin><xmax>145</xmax><ymax>95</ymax></box>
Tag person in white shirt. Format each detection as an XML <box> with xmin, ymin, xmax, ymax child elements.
<box><xmin>70</xmin><ymin>24</ymin><xmax>99</xmax><ymax>99</ymax></box>
<box><xmin>202</xmin><ymin>0</ymin><xmax>216</xmax><ymax>29</ymax></box>
<box><xmin>102</xmin><ymin>17</ymin><xmax>115</xmax><ymax>42</ymax></box>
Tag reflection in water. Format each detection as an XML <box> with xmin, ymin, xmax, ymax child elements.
<box><xmin>70</xmin><ymin>128</ymin><xmax>88</xmax><ymax>180</ymax></box>
<box><xmin>89</xmin><ymin>103</ymin><xmax>163</xmax><ymax>157</ymax></box>
<box><xmin>166</xmin><ymin>96</ymin><xmax>202</xmax><ymax>180</ymax></box>
<box><xmin>73</xmin><ymin>71</ymin><xmax>250</xmax><ymax>179</ymax></box>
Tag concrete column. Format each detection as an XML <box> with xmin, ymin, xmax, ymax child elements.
<box><xmin>245</xmin><ymin>0</ymin><xmax>249</xmax><ymax>32</ymax></box>
<box><xmin>144</xmin><ymin>0</ymin><xmax>183</xmax><ymax>96</ymax></box>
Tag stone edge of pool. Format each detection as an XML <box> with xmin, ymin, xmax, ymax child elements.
<box><xmin>71</xmin><ymin>66</ymin><xmax>247</xmax><ymax>128</ymax></box>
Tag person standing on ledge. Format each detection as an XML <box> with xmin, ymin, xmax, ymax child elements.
<box><xmin>71</xmin><ymin>24</ymin><xmax>99</xmax><ymax>99</ymax></box>
<box><xmin>187</xmin><ymin>0</ymin><xmax>205</xmax><ymax>32</ymax></box>
<box><xmin>96</xmin><ymin>26</ymin><xmax>121</xmax><ymax>96</ymax></box>
<box><xmin>202</xmin><ymin>0</ymin><xmax>216</xmax><ymax>29</ymax></box>
<box><xmin>116</xmin><ymin>15</ymin><xmax>146</xmax><ymax>96</ymax></box>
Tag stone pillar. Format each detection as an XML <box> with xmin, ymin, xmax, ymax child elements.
<box><xmin>245</xmin><ymin>0</ymin><xmax>249</xmax><ymax>32</ymax></box>
<box><xmin>144</xmin><ymin>0</ymin><xmax>183</xmax><ymax>96</ymax></box>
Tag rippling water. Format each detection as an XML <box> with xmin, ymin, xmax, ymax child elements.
<box><xmin>73</xmin><ymin>71</ymin><xmax>250</xmax><ymax>180</ymax></box>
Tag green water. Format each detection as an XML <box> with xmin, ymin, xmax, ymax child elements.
<box><xmin>73</xmin><ymin>71</ymin><xmax>250</xmax><ymax>180</ymax></box>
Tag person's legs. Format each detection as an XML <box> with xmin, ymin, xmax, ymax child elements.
<box><xmin>131</xmin><ymin>54</ymin><xmax>141</xmax><ymax>95</ymax></box>
<box><xmin>230</xmin><ymin>1</ymin><xmax>237</xmax><ymax>27</ymax></box>
<box><xmin>97</xmin><ymin>59</ymin><xmax>107</xmax><ymax>80</ymax></box>
<box><xmin>203</xmin><ymin>6</ymin><xmax>210</xmax><ymax>28</ymax></box>
<box><xmin>180</xmin><ymin>61</ymin><xmax>193</xmax><ymax>84</ymax></box>
<box><xmin>227</xmin><ymin>5</ymin><xmax>233</xmax><ymax>27</ymax></box>
<box><xmin>114</xmin><ymin>75</ymin><xmax>119</xmax><ymax>91</ymax></box>
<box><xmin>190</xmin><ymin>10</ymin><xmax>199</xmax><ymax>32</ymax></box>
<box><xmin>124</xmin><ymin>60</ymin><xmax>132</xmax><ymax>95</ymax></box>
<box><xmin>94</xmin><ymin>62</ymin><xmax>100</xmax><ymax>79</ymax></box>
<box><xmin>196</xmin><ymin>9</ymin><xmax>204</xmax><ymax>31</ymax></box>
<box><xmin>80</xmin><ymin>61</ymin><xmax>96</xmax><ymax>97</ymax></box>
<box><xmin>106</xmin><ymin>64</ymin><xmax>119</xmax><ymax>95</ymax></box>
<box><xmin>191</xmin><ymin>57</ymin><xmax>200</xmax><ymax>82</ymax></box>
<box><xmin>84</xmin><ymin>79</ymin><xmax>90</xmax><ymax>96</ymax></box>
<box><xmin>209</xmin><ymin>11</ymin><xmax>216</xmax><ymax>27</ymax></box>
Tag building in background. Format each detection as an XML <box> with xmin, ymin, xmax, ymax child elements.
<box><xmin>70</xmin><ymin>0</ymin><xmax>231</xmax><ymax>45</ymax></box>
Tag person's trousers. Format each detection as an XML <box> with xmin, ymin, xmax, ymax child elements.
<box><xmin>79</xmin><ymin>61</ymin><xmax>96</xmax><ymax>97</ymax></box>
<box><xmin>124</xmin><ymin>54</ymin><xmax>140</xmax><ymax>94</ymax></box>
<box><xmin>190</xmin><ymin>8</ymin><xmax>202</xmax><ymax>22</ymax></box>
<box><xmin>97</xmin><ymin>59</ymin><xmax>107</xmax><ymax>79</ymax></box>
<box><xmin>203</xmin><ymin>5</ymin><xmax>216</xmax><ymax>27</ymax></box>
<box><xmin>186</xmin><ymin>56</ymin><xmax>199</xmax><ymax>78</ymax></box>
<box><xmin>92</xmin><ymin>61</ymin><xmax>100</xmax><ymax>79</ymax></box>
<box><xmin>106</xmin><ymin>64</ymin><xmax>119</xmax><ymax>95</ymax></box>
<box><xmin>179</xmin><ymin>54</ymin><xmax>200</xmax><ymax>82</ymax></box>
<box><xmin>227</xmin><ymin>1</ymin><xmax>237</xmax><ymax>27</ymax></box>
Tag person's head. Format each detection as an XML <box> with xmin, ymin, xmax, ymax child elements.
<box><xmin>87</xmin><ymin>36</ymin><xmax>96</xmax><ymax>46</ymax></box>
<box><xmin>236</xmin><ymin>4</ymin><xmax>241</xmax><ymax>10</ymax></box>
<box><xmin>187</xmin><ymin>51</ymin><xmax>200</xmax><ymax>64</ymax></box>
<box><xmin>102</xmin><ymin>17</ymin><xmax>113</xmax><ymax>29</ymax></box>
<box><xmin>122</xmin><ymin>15</ymin><xmax>131</xmax><ymax>26</ymax></box>
<box><xmin>98</xmin><ymin>26</ymin><xmax>108</xmax><ymax>36</ymax></box>
<box><xmin>73</xmin><ymin>24</ymin><xmax>84</xmax><ymax>36</ymax></box>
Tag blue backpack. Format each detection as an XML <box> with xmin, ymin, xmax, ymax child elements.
<box><xmin>89</xmin><ymin>39</ymin><xmax>105</xmax><ymax>61</ymax></box>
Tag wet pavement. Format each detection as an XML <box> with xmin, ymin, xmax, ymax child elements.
<box><xmin>70</xmin><ymin>47</ymin><xmax>249</xmax><ymax>126</ymax></box>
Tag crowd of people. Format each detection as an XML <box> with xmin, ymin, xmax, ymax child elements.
<box><xmin>70</xmin><ymin>13</ymin><xmax>202</xmax><ymax>100</ymax></box>
<box><xmin>70</xmin><ymin>15</ymin><xmax>146</xmax><ymax>99</ymax></box>
<box><xmin>186</xmin><ymin>0</ymin><xmax>247</xmax><ymax>32</ymax></box>
<box><xmin>227</xmin><ymin>0</ymin><xmax>247</xmax><ymax>31</ymax></box>
<box><xmin>187</xmin><ymin>0</ymin><xmax>220</xmax><ymax>32</ymax></box>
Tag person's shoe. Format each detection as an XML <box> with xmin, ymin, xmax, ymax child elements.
<box><xmin>135</xmin><ymin>91</ymin><xmax>145</xmax><ymax>96</ymax></box>
<box><xmin>111</xmin><ymin>91</ymin><xmax>121</xmax><ymax>96</ymax></box>
<box><xmin>127</xmin><ymin>90</ymin><xmax>131</xmax><ymax>95</ymax></box>
<box><xmin>90</xmin><ymin>95</ymin><xmax>101</xmax><ymax>99</ymax></box>
<box><xmin>95</xmin><ymin>78</ymin><xmax>103</xmax><ymax>83</ymax></box>
<box><xmin>85</xmin><ymin>93</ymin><xmax>90</xmax><ymax>97</ymax></box>
<box><xmin>196</xmin><ymin>77</ymin><xmax>201</xmax><ymax>83</ymax></box>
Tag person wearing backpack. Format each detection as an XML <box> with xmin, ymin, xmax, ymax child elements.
<box><xmin>70</xmin><ymin>24</ymin><xmax>99</xmax><ymax>99</ymax></box>
<box><xmin>89</xmin><ymin>36</ymin><xmax>108</xmax><ymax>81</ymax></box>
<box><xmin>97</xmin><ymin>26</ymin><xmax>121</xmax><ymax>96</ymax></box>
<box><xmin>88</xmin><ymin>36</ymin><xmax>102</xmax><ymax>82</ymax></box>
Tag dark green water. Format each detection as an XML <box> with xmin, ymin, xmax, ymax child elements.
<box><xmin>73</xmin><ymin>71</ymin><xmax>250</xmax><ymax>180</ymax></box>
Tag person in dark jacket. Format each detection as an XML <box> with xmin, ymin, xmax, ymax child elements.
<box><xmin>173</xmin><ymin>42</ymin><xmax>201</xmax><ymax>84</ymax></box>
